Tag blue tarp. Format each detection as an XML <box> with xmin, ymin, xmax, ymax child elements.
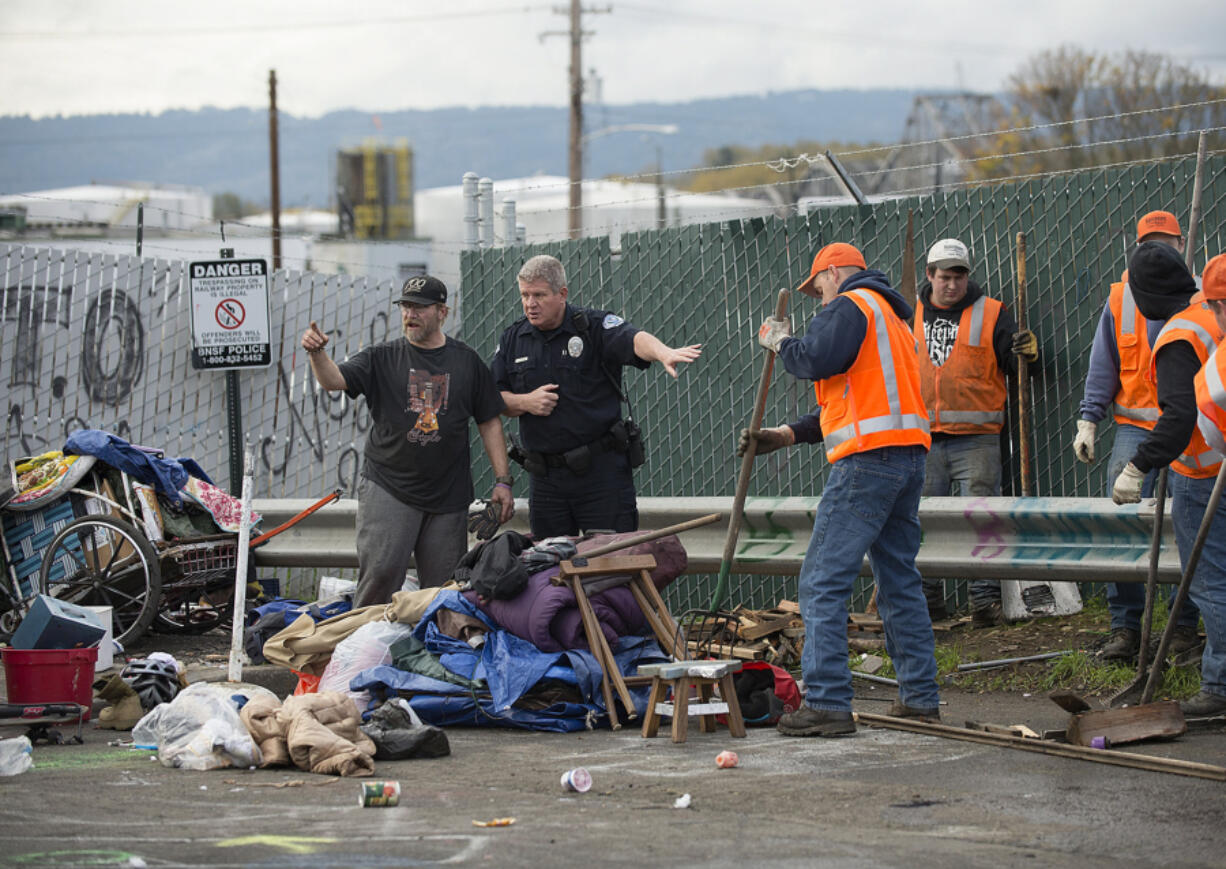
<box><xmin>350</xmin><ymin>589</ymin><xmax>668</xmax><ymax>732</ymax></box>
<box><xmin>64</xmin><ymin>429</ymin><xmax>213</xmax><ymax>506</ymax></box>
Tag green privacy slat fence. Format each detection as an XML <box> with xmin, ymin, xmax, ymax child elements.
<box><xmin>461</xmin><ymin>154</ymin><xmax>1226</xmax><ymax>614</ymax></box>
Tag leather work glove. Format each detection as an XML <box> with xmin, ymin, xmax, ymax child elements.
<box><xmin>737</xmin><ymin>426</ymin><xmax>794</xmax><ymax>458</ymax></box>
<box><xmin>1111</xmin><ymin>462</ymin><xmax>1146</xmax><ymax>505</ymax></box>
<box><xmin>1073</xmin><ymin>419</ymin><xmax>1097</xmax><ymax>464</ymax></box>
<box><xmin>467</xmin><ymin>500</ymin><xmax>500</xmax><ymax>541</ymax></box>
<box><xmin>1011</xmin><ymin>329</ymin><xmax>1039</xmax><ymax>362</ymax></box>
<box><xmin>757</xmin><ymin>317</ymin><xmax>792</xmax><ymax>353</ymax></box>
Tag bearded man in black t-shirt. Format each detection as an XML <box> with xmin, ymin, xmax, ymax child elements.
<box><xmin>302</xmin><ymin>275</ymin><xmax>514</xmax><ymax>607</ymax></box>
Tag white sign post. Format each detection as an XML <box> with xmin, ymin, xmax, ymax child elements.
<box><xmin>188</xmin><ymin>258</ymin><xmax>273</xmax><ymax>370</ymax></box>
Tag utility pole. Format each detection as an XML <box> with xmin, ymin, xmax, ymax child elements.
<box><xmin>543</xmin><ymin>3</ymin><xmax>608</xmax><ymax>239</ymax></box>
<box><xmin>567</xmin><ymin>0</ymin><xmax>582</xmax><ymax>239</ymax></box>
<box><xmin>268</xmin><ymin>69</ymin><xmax>282</xmax><ymax>270</ymax></box>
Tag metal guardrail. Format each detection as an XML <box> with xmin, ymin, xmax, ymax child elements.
<box><xmin>252</xmin><ymin>496</ymin><xmax>1181</xmax><ymax>584</ymax></box>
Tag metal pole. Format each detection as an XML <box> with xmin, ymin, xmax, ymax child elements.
<box><xmin>228</xmin><ymin>451</ymin><xmax>255</xmax><ymax>682</ymax></box>
<box><xmin>824</xmin><ymin>150</ymin><xmax>867</xmax><ymax>205</ymax></box>
<box><xmin>462</xmin><ymin>172</ymin><xmax>479</xmax><ymax>249</ymax></box>
<box><xmin>268</xmin><ymin>69</ymin><xmax>282</xmax><ymax>271</ymax></box>
<box><xmin>1186</xmin><ymin>131</ymin><xmax>1207</xmax><ymax>273</ymax></box>
<box><xmin>567</xmin><ymin>0</ymin><xmax>583</xmax><ymax>239</ymax></box>
<box><xmin>135</xmin><ymin>202</ymin><xmax>143</xmax><ymax>257</ymax></box>
<box><xmin>225</xmin><ymin>370</ymin><xmax>243</xmax><ymax>492</ymax></box>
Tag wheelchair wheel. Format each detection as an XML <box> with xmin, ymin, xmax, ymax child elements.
<box><xmin>38</xmin><ymin>515</ymin><xmax>162</xmax><ymax>646</ymax></box>
<box><xmin>154</xmin><ymin>581</ymin><xmax>235</xmax><ymax>634</ymax></box>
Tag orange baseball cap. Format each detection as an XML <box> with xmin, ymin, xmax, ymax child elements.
<box><xmin>1203</xmin><ymin>253</ymin><xmax>1226</xmax><ymax>301</ymax></box>
<box><xmin>796</xmin><ymin>242</ymin><xmax>867</xmax><ymax>295</ymax></box>
<box><xmin>1136</xmin><ymin>211</ymin><xmax>1182</xmax><ymax>242</ymax></box>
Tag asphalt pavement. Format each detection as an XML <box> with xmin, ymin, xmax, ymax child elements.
<box><xmin>1</xmin><ymin>680</ymin><xmax>1223</xmax><ymax>868</ymax></box>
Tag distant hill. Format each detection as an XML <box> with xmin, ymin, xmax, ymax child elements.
<box><xmin>0</xmin><ymin>89</ymin><xmax>917</xmax><ymax>208</ymax></box>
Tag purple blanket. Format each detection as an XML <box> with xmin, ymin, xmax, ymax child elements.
<box><xmin>463</xmin><ymin>533</ymin><xmax>687</xmax><ymax>652</ymax></box>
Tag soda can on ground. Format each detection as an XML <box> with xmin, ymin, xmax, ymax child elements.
<box><xmin>360</xmin><ymin>780</ymin><xmax>402</xmax><ymax>807</ymax></box>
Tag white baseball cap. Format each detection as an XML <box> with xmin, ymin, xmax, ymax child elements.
<box><xmin>927</xmin><ymin>238</ymin><xmax>971</xmax><ymax>271</ymax></box>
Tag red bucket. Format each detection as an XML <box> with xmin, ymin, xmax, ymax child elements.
<box><xmin>1</xmin><ymin>647</ymin><xmax>98</xmax><ymax>719</ymax></box>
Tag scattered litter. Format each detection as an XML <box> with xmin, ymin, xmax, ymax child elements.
<box><xmin>199</xmin><ymin>785</ymin><xmax>207</xmax><ymax>790</ymax></box>
<box><xmin>0</xmin><ymin>736</ymin><xmax>32</xmax><ymax>776</ymax></box>
<box><xmin>715</xmin><ymin>750</ymin><xmax>739</xmax><ymax>769</ymax></box>
<box><xmin>673</xmin><ymin>793</ymin><xmax>692</xmax><ymax>809</ymax></box>
<box><xmin>472</xmin><ymin>817</ymin><xmax>516</xmax><ymax>827</ymax></box>
<box><xmin>222</xmin><ymin>777</ymin><xmax>340</xmax><ymax>789</ymax></box>
<box><xmin>1090</xmin><ymin>736</ymin><xmax>1109</xmax><ymax>749</ymax></box>
<box><xmin>560</xmin><ymin>767</ymin><xmax>592</xmax><ymax>793</ymax></box>
<box><xmin>128</xmin><ymin>858</ymin><xmax>147</xmax><ymax>868</ymax></box>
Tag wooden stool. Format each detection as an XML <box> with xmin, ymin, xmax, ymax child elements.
<box><xmin>637</xmin><ymin>660</ymin><xmax>747</xmax><ymax>743</ymax></box>
<box><xmin>557</xmin><ymin>554</ymin><xmax>687</xmax><ymax>730</ymax></box>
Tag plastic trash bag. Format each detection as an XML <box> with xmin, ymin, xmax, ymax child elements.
<box><xmin>132</xmin><ymin>682</ymin><xmax>274</xmax><ymax>771</ymax></box>
<box><xmin>359</xmin><ymin>698</ymin><xmax>450</xmax><ymax>760</ymax></box>
<box><xmin>319</xmin><ymin>620</ymin><xmax>415</xmax><ymax>710</ymax></box>
<box><xmin>0</xmin><ymin>736</ymin><xmax>32</xmax><ymax>776</ymax></box>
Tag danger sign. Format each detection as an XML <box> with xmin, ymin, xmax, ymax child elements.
<box><xmin>189</xmin><ymin>258</ymin><xmax>272</xmax><ymax>370</ymax></box>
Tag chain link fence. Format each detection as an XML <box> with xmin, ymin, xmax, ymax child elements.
<box><xmin>461</xmin><ymin>153</ymin><xmax>1226</xmax><ymax>612</ymax></box>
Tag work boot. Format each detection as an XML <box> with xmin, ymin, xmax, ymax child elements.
<box><xmin>1179</xmin><ymin>691</ymin><xmax>1226</xmax><ymax>717</ymax></box>
<box><xmin>888</xmin><ymin>699</ymin><xmax>941</xmax><ymax>723</ymax></box>
<box><xmin>776</xmin><ymin>705</ymin><xmax>856</xmax><ymax>738</ymax></box>
<box><xmin>1158</xmin><ymin>625</ymin><xmax>1202</xmax><ymax>659</ymax></box>
<box><xmin>971</xmin><ymin>601</ymin><xmax>1005</xmax><ymax>629</ymax></box>
<box><xmin>1098</xmin><ymin>627</ymin><xmax>1140</xmax><ymax>661</ymax></box>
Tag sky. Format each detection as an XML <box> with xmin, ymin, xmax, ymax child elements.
<box><xmin>2</xmin><ymin>0</ymin><xmax>1225</xmax><ymax>119</ymax></box>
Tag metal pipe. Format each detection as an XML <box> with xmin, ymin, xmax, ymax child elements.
<box><xmin>956</xmin><ymin>652</ymin><xmax>1066</xmax><ymax>672</ymax></box>
<box><xmin>461</xmin><ymin>172</ymin><xmax>479</xmax><ymax>249</ymax></box>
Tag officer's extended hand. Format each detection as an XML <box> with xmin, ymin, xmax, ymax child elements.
<box><xmin>1073</xmin><ymin>419</ymin><xmax>1097</xmax><ymax>464</ymax></box>
<box><xmin>521</xmin><ymin>384</ymin><xmax>560</xmax><ymax>416</ymax></box>
<box><xmin>1112</xmin><ymin>462</ymin><xmax>1146</xmax><ymax>505</ymax></box>
<box><xmin>658</xmin><ymin>344</ymin><xmax>703</xmax><ymax>378</ymax></box>
<box><xmin>490</xmin><ymin>484</ymin><xmax>514</xmax><ymax>524</ymax></box>
<box><xmin>1011</xmin><ymin>329</ymin><xmax>1039</xmax><ymax>362</ymax></box>
<box><xmin>737</xmin><ymin>426</ymin><xmax>794</xmax><ymax>457</ymax></box>
<box><xmin>757</xmin><ymin>317</ymin><xmax>792</xmax><ymax>353</ymax></box>
<box><xmin>302</xmin><ymin>321</ymin><xmax>328</xmax><ymax>354</ymax></box>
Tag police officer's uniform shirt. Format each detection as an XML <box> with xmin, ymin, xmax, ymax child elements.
<box><xmin>338</xmin><ymin>336</ymin><xmax>504</xmax><ymax>512</ymax></box>
<box><xmin>492</xmin><ymin>304</ymin><xmax>648</xmax><ymax>454</ymax></box>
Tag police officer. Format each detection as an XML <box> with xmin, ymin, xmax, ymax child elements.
<box><xmin>492</xmin><ymin>254</ymin><xmax>701</xmax><ymax>538</ymax></box>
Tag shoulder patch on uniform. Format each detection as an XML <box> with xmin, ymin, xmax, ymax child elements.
<box><xmin>602</xmin><ymin>314</ymin><xmax>625</xmax><ymax>329</ymax></box>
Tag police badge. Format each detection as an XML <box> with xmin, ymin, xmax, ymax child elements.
<box><xmin>567</xmin><ymin>336</ymin><xmax>584</xmax><ymax>357</ymax></box>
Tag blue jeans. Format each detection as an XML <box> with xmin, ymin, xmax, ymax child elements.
<box><xmin>1105</xmin><ymin>423</ymin><xmax>1199</xmax><ymax>630</ymax></box>
<box><xmin>798</xmin><ymin>445</ymin><xmax>940</xmax><ymax>712</ymax></box>
<box><xmin>1168</xmin><ymin>471</ymin><xmax>1226</xmax><ymax>698</ymax></box>
<box><xmin>921</xmin><ymin>433</ymin><xmax>1001</xmax><ymax>608</ymax></box>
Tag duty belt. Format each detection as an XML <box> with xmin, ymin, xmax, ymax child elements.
<box><xmin>527</xmin><ymin>430</ymin><xmax>623</xmax><ymax>470</ymax></box>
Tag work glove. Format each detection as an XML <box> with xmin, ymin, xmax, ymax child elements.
<box><xmin>1073</xmin><ymin>419</ymin><xmax>1097</xmax><ymax>464</ymax></box>
<box><xmin>757</xmin><ymin>317</ymin><xmax>792</xmax><ymax>354</ymax></box>
<box><xmin>467</xmin><ymin>500</ymin><xmax>500</xmax><ymax>541</ymax></box>
<box><xmin>1111</xmin><ymin>462</ymin><xmax>1146</xmax><ymax>505</ymax></box>
<box><xmin>1011</xmin><ymin>329</ymin><xmax>1039</xmax><ymax>362</ymax></box>
<box><xmin>737</xmin><ymin>426</ymin><xmax>793</xmax><ymax>457</ymax></box>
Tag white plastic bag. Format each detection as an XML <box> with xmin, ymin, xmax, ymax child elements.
<box><xmin>0</xmin><ymin>736</ymin><xmax>32</xmax><ymax>776</ymax></box>
<box><xmin>319</xmin><ymin>620</ymin><xmax>415</xmax><ymax>710</ymax></box>
<box><xmin>132</xmin><ymin>682</ymin><xmax>274</xmax><ymax>771</ymax></box>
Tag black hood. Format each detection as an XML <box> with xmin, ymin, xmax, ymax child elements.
<box><xmin>1129</xmin><ymin>241</ymin><xmax>1196</xmax><ymax>321</ymax></box>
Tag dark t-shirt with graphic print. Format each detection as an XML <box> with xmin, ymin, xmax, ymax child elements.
<box><xmin>338</xmin><ymin>336</ymin><xmax>504</xmax><ymax>513</ymax></box>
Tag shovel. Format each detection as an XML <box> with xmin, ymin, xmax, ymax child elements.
<box><xmin>707</xmin><ymin>288</ymin><xmax>789</xmax><ymax>612</ymax></box>
<box><xmin>1109</xmin><ymin>466</ymin><xmax>1167</xmax><ymax>708</ymax></box>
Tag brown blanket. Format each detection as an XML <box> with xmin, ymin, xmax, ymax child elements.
<box><xmin>240</xmin><ymin>691</ymin><xmax>377</xmax><ymax>777</ymax></box>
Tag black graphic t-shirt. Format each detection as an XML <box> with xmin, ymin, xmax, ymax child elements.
<box><xmin>338</xmin><ymin>336</ymin><xmax>504</xmax><ymax>513</ymax></box>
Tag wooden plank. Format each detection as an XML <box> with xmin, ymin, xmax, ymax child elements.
<box><xmin>1066</xmin><ymin>701</ymin><xmax>1187</xmax><ymax>747</ymax></box>
<box><xmin>687</xmin><ymin>640</ymin><xmax>766</xmax><ymax>661</ymax></box>
<box><xmin>558</xmin><ymin>554</ymin><xmax>657</xmax><ymax>578</ymax></box>
<box><xmin>776</xmin><ymin>600</ymin><xmax>801</xmax><ymax>614</ymax></box>
<box><xmin>739</xmin><ymin>612</ymin><xmax>797</xmax><ymax>641</ymax></box>
<box><xmin>856</xmin><ymin>711</ymin><xmax>1225</xmax><ymax>782</ymax></box>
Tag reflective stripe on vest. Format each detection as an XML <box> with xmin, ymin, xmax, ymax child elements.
<box><xmin>1110</xmin><ymin>281</ymin><xmax>1160</xmax><ymax>429</ymax></box>
<box><xmin>816</xmin><ymin>288</ymin><xmax>931</xmax><ymax>462</ymax></box>
<box><xmin>914</xmin><ymin>295</ymin><xmax>1006</xmax><ymax>434</ymax></box>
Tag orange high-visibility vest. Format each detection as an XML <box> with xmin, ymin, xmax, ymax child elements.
<box><xmin>1195</xmin><ymin>342</ymin><xmax>1226</xmax><ymax>456</ymax></box>
<box><xmin>1109</xmin><ymin>280</ymin><xmax>1160</xmax><ymax>430</ymax></box>
<box><xmin>1152</xmin><ymin>297</ymin><xmax>1224</xmax><ymax>478</ymax></box>
<box><xmin>913</xmin><ymin>296</ymin><xmax>1006</xmax><ymax>435</ymax></box>
<box><xmin>814</xmin><ymin>288</ymin><xmax>931</xmax><ymax>463</ymax></box>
